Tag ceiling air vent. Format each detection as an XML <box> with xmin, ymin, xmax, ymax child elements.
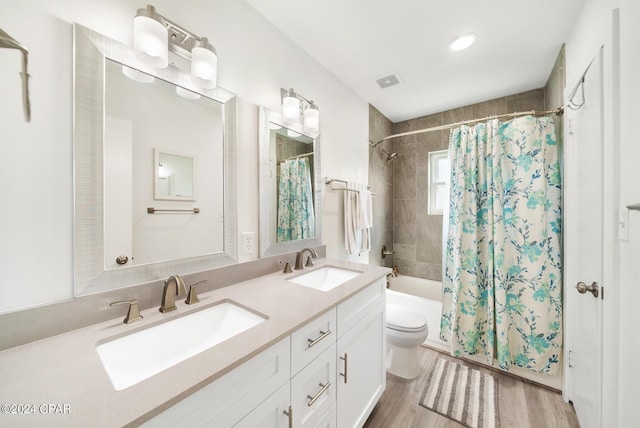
<box><xmin>375</xmin><ymin>73</ymin><xmax>401</xmax><ymax>89</ymax></box>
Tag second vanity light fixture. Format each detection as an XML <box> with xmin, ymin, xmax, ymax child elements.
<box><xmin>134</xmin><ymin>4</ymin><xmax>218</xmax><ymax>89</ymax></box>
<box><xmin>281</xmin><ymin>88</ymin><xmax>320</xmax><ymax>134</ymax></box>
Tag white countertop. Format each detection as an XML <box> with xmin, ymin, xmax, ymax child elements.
<box><xmin>0</xmin><ymin>258</ymin><xmax>388</xmax><ymax>427</ymax></box>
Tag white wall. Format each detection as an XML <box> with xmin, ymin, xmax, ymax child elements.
<box><xmin>565</xmin><ymin>0</ymin><xmax>639</xmax><ymax>426</ymax></box>
<box><xmin>616</xmin><ymin>1</ymin><xmax>640</xmax><ymax>425</ymax></box>
<box><xmin>0</xmin><ymin>0</ymin><xmax>369</xmax><ymax>313</ymax></box>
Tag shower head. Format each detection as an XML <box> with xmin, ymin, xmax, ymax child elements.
<box><xmin>380</xmin><ymin>147</ymin><xmax>398</xmax><ymax>163</ymax></box>
<box><xmin>386</xmin><ymin>151</ymin><xmax>398</xmax><ymax>163</ymax></box>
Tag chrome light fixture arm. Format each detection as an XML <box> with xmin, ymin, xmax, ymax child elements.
<box><xmin>0</xmin><ymin>27</ymin><xmax>30</xmax><ymax>122</ymax></box>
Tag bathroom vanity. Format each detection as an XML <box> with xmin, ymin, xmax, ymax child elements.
<box><xmin>0</xmin><ymin>259</ymin><xmax>387</xmax><ymax>427</ymax></box>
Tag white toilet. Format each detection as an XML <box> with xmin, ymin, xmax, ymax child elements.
<box><xmin>386</xmin><ymin>303</ymin><xmax>429</xmax><ymax>379</ymax></box>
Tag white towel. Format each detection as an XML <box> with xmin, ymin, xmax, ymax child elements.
<box><xmin>357</xmin><ymin>183</ymin><xmax>372</xmax><ymax>253</ymax></box>
<box><xmin>344</xmin><ymin>181</ymin><xmax>360</xmax><ymax>255</ymax></box>
<box><xmin>344</xmin><ymin>182</ymin><xmax>374</xmax><ymax>255</ymax></box>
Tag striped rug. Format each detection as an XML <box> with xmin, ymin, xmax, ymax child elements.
<box><xmin>419</xmin><ymin>358</ymin><xmax>499</xmax><ymax>428</ymax></box>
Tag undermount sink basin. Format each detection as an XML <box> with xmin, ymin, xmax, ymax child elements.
<box><xmin>96</xmin><ymin>301</ymin><xmax>266</xmax><ymax>390</ymax></box>
<box><xmin>288</xmin><ymin>266</ymin><xmax>361</xmax><ymax>292</ymax></box>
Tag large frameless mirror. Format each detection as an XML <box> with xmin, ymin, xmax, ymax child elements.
<box><xmin>74</xmin><ymin>24</ymin><xmax>237</xmax><ymax>296</ymax></box>
<box><xmin>258</xmin><ymin>106</ymin><xmax>322</xmax><ymax>257</ymax></box>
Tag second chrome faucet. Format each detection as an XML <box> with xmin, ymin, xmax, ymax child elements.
<box><xmin>294</xmin><ymin>248</ymin><xmax>318</xmax><ymax>270</ymax></box>
<box><xmin>160</xmin><ymin>275</ymin><xmax>209</xmax><ymax>312</ymax></box>
<box><xmin>159</xmin><ymin>275</ymin><xmax>186</xmax><ymax>313</ymax></box>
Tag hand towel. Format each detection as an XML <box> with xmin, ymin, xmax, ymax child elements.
<box><xmin>357</xmin><ymin>183</ymin><xmax>372</xmax><ymax>253</ymax></box>
<box><xmin>344</xmin><ymin>181</ymin><xmax>361</xmax><ymax>255</ymax></box>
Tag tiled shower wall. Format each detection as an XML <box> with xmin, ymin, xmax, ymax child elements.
<box><xmin>368</xmin><ymin>105</ymin><xmax>394</xmax><ymax>268</ymax></box>
<box><xmin>369</xmin><ymin>47</ymin><xmax>565</xmax><ymax>280</ymax></box>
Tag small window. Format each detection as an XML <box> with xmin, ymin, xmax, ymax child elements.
<box><xmin>428</xmin><ymin>150</ymin><xmax>449</xmax><ymax>215</ymax></box>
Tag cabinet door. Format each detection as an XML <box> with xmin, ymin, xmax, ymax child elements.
<box><xmin>142</xmin><ymin>338</ymin><xmax>290</xmax><ymax>428</ymax></box>
<box><xmin>337</xmin><ymin>298</ymin><xmax>385</xmax><ymax>428</ymax></box>
<box><xmin>291</xmin><ymin>343</ymin><xmax>337</xmax><ymax>428</ymax></box>
<box><xmin>234</xmin><ymin>382</ymin><xmax>291</xmax><ymax>428</ymax></box>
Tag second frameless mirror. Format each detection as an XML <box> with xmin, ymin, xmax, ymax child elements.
<box><xmin>259</xmin><ymin>107</ymin><xmax>323</xmax><ymax>257</ymax></box>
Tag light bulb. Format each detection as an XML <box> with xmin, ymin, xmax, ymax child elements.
<box><xmin>133</xmin><ymin>13</ymin><xmax>168</xmax><ymax>68</ymax></box>
<box><xmin>449</xmin><ymin>33</ymin><xmax>478</xmax><ymax>52</ymax></box>
<box><xmin>122</xmin><ymin>65</ymin><xmax>155</xmax><ymax>83</ymax></box>
<box><xmin>303</xmin><ymin>103</ymin><xmax>319</xmax><ymax>133</ymax></box>
<box><xmin>282</xmin><ymin>89</ymin><xmax>300</xmax><ymax>122</ymax></box>
<box><xmin>191</xmin><ymin>38</ymin><xmax>217</xmax><ymax>89</ymax></box>
<box><xmin>176</xmin><ymin>86</ymin><xmax>201</xmax><ymax>100</ymax></box>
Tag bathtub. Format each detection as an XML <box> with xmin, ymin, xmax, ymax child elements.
<box><xmin>386</xmin><ymin>276</ymin><xmax>449</xmax><ymax>352</ymax></box>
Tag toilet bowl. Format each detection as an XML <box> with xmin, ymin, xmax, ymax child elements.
<box><xmin>386</xmin><ymin>303</ymin><xmax>429</xmax><ymax>380</ymax></box>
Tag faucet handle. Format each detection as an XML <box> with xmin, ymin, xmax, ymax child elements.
<box><xmin>110</xmin><ymin>299</ymin><xmax>143</xmax><ymax>324</ymax></box>
<box><xmin>305</xmin><ymin>256</ymin><xmax>314</xmax><ymax>267</ymax></box>
<box><xmin>280</xmin><ymin>260</ymin><xmax>293</xmax><ymax>274</ymax></box>
<box><xmin>185</xmin><ymin>280</ymin><xmax>208</xmax><ymax>305</ymax></box>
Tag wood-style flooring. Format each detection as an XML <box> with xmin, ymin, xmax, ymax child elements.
<box><xmin>364</xmin><ymin>346</ymin><xmax>580</xmax><ymax>428</ymax></box>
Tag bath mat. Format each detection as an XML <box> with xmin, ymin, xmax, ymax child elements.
<box><xmin>419</xmin><ymin>358</ymin><xmax>499</xmax><ymax>428</ymax></box>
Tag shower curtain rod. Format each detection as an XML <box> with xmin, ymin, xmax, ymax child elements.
<box><xmin>277</xmin><ymin>152</ymin><xmax>314</xmax><ymax>163</ymax></box>
<box><xmin>370</xmin><ymin>106</ymin><xmax>564</xmax><ymax>146</ymax></box>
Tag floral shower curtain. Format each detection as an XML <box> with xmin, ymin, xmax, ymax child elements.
<box><xmin>440</xmin><ymin>115</ymin><xmax>562</xmax><ymax>374</ymax></box>
<box><xmin>277</xmin><ymin>157</ymin><xmax>315</xmax><ymax>242</ymax></box>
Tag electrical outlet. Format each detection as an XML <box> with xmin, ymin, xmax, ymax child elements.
<box><xmin>241</xmin><ymin>232</ymin><xmax>255</xmax><ymax>255</ymax></box>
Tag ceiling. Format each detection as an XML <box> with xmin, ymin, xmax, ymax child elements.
<box><xmin>244</xmin><ymin>0</ymin><xmax>586</xmax><ymax>123</ymax></box>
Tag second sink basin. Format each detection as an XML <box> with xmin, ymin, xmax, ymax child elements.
<box><xmin>96</xmin><ymin>300</ymin><xmax>266</xmax><ymax>390</ymax></box>
<box><xmin>288</xmin><ymin>266</ymin><xmax>361</xmax><ymax>291</ymax></box>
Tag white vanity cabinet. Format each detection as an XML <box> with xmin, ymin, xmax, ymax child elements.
<box><xmin>142</xmin><ymin>338</ymin><xmax>291</xmax><ymax>427</ymax></box>
<box><xmin>142</xmin><ymin>277</ymin><xmax>385</xmax><ymax>428</ymax></box>
<box><xmin>336</xmin><ymin>279</ymin><xmax>386</xmax><ymax>428</ymax></box>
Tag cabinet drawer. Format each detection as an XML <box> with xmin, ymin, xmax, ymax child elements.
<box><xmin>337</xmin><ymin>279</ymin><xmax>385</xmax><ymax>337</ymax></box>
<box><xmin>313</xmin><ymin>402</ymin><xmax>336</xmax><ymax>428</ymax></box>
<box><xmin>234</xmin><ymin>382</ymin><xmax>291</xmax><ymax>428</ymax></box>
<box><xmin>291</xmin><ymin>343</ymin><xmax>337</xmax><ymax>428</ymax></box>
<box><xmin>291</xmin><ymin>308</ymin><xmax>336</xmax><ymax>376</ymax></box>
<box><xmin>142</xmin><ymin>338</ymin><xmax>290</xmax><ymax>428</ymax></box>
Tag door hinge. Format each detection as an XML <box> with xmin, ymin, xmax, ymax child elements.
<box><xmin>568</xmin><ymin>117</ymin><xmax>574</xmax><ymax>134</ymax></box>
<box><xmin>568</xmin><ymin>350</ymin><xmax>573</xmax><ymax>368</ymax></box>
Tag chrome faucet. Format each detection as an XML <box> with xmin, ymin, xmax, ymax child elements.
<box><xmin>159</xmin><ymin>275</ymin><xmax>186</xmax><ymax>313</ymax></box>
<box><xmin>294</xmin><ymin>248</ymin><xmax>318</xmax><ymax>270</ymax></box>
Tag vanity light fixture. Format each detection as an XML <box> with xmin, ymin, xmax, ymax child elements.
<box><xmin>281</xmin><ymin>87</ymin><xmax>320</xmax><ymax>133</ymax></box>
<box><xmin>133</xmin><ymin>4</ymin><xmax>218</xmax><ymax>89</ymax></box>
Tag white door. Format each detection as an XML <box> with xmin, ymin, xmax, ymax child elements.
<box><xmin>564</xmin><ymin>48</ymin><xmax>604</xmax><ymax>428</ymax></box>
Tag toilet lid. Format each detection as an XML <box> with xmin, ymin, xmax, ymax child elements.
<box><xmin>386</xmin><ymin>304</ymin><xmax>427</xmax><ymax>332</ymax></box>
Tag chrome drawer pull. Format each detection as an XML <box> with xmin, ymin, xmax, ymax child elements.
<box><xmin>307</xmin><ymin>382</ymin><xmax>331</xmax><ymax>407</ymax></box>
<box><xmin>307</xmin><ymin>330</ymin><xmax>331</xmax><ymax>348</ymax></box>
<box><xmin>340</xmin><ymin>353</ymin><xmax>348</xmax><ymax>384</ymax></box>
<box><xmin>283</xmin><ymin>406</ymin><xmax>293</xmax><ymax>428</ymax></box>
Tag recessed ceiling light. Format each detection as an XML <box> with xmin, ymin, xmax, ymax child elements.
<box><xmin>449</xmin><ymin>33</ymin><xmax>478</xmax><ymax>52</ymax></box>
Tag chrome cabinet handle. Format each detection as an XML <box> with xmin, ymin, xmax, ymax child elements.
<box><xmin>283</xmin><ymin>406</ymin><xmax>293</xmax><ymax>428</ymax></box>
<box><xmin>340</xmin><ymin>353</ymin><xmax>348</xmax><ymax>384</ymax></box>
<box><xmin>575</xmin><ymin>281</ymin><xmax>599</xmax><ymax>298</ymax></box>
<box><xmin>307</xmin><ymin>330</ymin><xmax>331</xmax><ymax>348</ymax></box>
<box><xmin>307</xmin><ymin>382</ymin><xmax>331</xmax><ymax>407</ymax></box>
